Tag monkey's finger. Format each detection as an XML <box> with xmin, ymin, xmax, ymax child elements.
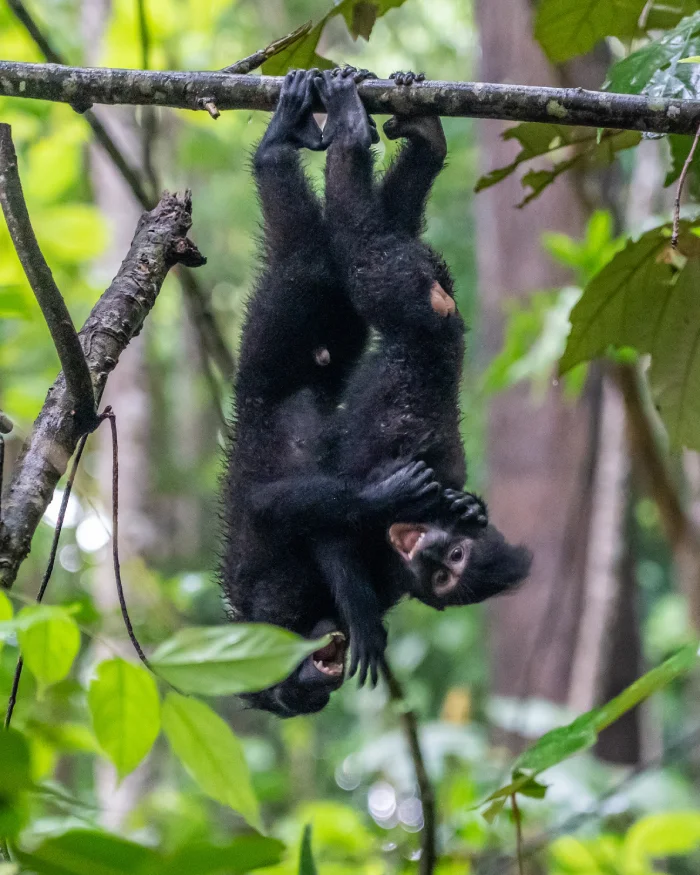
<box><xmin>348</xmin><ymin>647</ymin><xmax>360</xmax><ymax>679</ymax></box>
<box><xmin>357</xmin><ymin>653</ymin><xmax>369</xmax><ymax>687</ymax></box>
<box><xmin>369</xmin><ymin>659</ymin><xmax>379</xmax><ymax>688</ymax></box>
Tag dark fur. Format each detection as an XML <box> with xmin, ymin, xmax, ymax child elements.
<box><xmin>221</xmin><ymin>69</ymin><xmax>531</xmax><ymax>717</ymax></box>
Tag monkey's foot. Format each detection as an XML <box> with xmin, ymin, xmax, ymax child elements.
<box><xmin>444</xmin><ymin>489</ymin><xmax>487</xmax><ymax>528</ymax></box>
<box><xmin>263</xmin><ymin>68</ymin><xmax>324</xmax><ymax>151</ymax></box>
<box><xmin>390</xmin><ymin>70</ymin><xmax>425</xmax><ymax>86</ymax></box>
<box><xmin>316</xmin><ymin>66</ymin><xmax>379</xmax><ymax>147</ymax></box>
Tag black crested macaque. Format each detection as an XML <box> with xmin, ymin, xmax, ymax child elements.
<box><xmin>311</xmin><ymin>68</ymin><xmax>532</xmax><ymax>659</ymax></box>
<box><xmin>221</xmin><ymin>70</ymin><xmax>440</xmax><ymax>717</ymax></box>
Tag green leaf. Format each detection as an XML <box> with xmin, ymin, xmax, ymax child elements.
<box><xmin>0</xmin><ymin>729</ymin><xmax>32</xmax><ymax>794</ymax></box>
<box><xmin>16</xmin><ymin>605</ymin><xmax>81</xmax><ymax>691</ymax></box>
<box><xmin>560</xmin><ymin>225</ymin><xmax>677</xmax><ymax>372</ymax></box>
<box><xmin>261</xmin><ymin>0</ymin><xmax>409</xmax><ymax>74</ymax></box>
<box><xmin>623</xmin><ymin>812</ymin><xmax>700</xmax><ymax>868</ymax></box>
<box><xmin>299</xmin><ymin>825</ymin><xmax>318</xmax><ymax>875</ymax></box>
<box><xmin>646</xmin><ymin>0</ymin><xmax>700</xmax><ymax>30</ymax></box>
<box><xmin>0</xmin><ymin>591</ymin><xmax>12</xmax><ymax>655</ymax></box>
<box><xmin>561</xmin><ymin>224</ymin><xmax>700</xmax><ymax>448</ymax></box>
<box><xmin>262</xmin><ymin>21</ymin><xmax>332</xmax><ymax>75</ymax></box>
<box><xmin>162</xmin><ymin>692</ymin><xmax>261</xmax><ymax>831</ymax></box>
<box><xmin>595</xmin><ymin>642</ymin><xmax>698</xmax><ymax>730</ymax></box>
<box><xmin>606</xmin><ymin>10</ymin><xmax>700</xmax><ymax>98</ymax></box>
<box><xmin>535</xmin><ymin>0</ymin><xmax>646</xmax><ymax>63</ymax></box>
<box><xmin>88</xmin><ymin>658</ymin><xmax>160</xmax><ymax>779</ymax></box>
<box><xmin>151</xmin><ymin>624</ymin><xmax>329</xmax><ymax>695</ymax></box>
<box><xmin>0</xmin><ymin>728</ymin><xmax>32</xmax><ymax>838</ymax></box>
<box><xmin>158</xmin><ymin>836</ymin><xmax>284</xmax><ymax>875</ymax></box>
<box><xmin>481</xmin><ymin>645</ymin><xmax>698</xmax><ymax>817</ymax></box>
<box><xmin>474</xmin><ymin>124</ymin><xmax>640</xmax><ymax>205</ymax></box>
<box><xmin>15</xmin><ymin>830</ymin><xmax>158</xmax><ymax>875</ymax></box>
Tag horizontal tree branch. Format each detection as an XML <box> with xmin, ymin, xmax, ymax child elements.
<box><xmin>0</xmin><ymin>123</ymin><xmax>96</xmax><ymax>430</ymax></box>
<box><xmin>0</xmin><ymin>191</ymin><xmax>206</xmax><ymax>590</ymax></box>
<box><xmin>1</xmin><ymin>61</ymin><xmax>700</xmax><ymax>133</ymax></box>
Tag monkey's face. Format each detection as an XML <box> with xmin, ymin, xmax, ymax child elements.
<box><xmin>241</xmin><ymin>620</ymin><xmax>347</xmax><ymax>717</ymax></box>
<box><xmin>389</xmin><ymin>523</ymin><xmax>473</xmax><ymax>607</ymax></box>
<box><xmin>388</xmin><ymin>523</ymin><xmax>531</xmax><ymax>609</ymax></box>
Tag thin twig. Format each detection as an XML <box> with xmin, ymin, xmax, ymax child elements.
<box><xmin>672</xmin><ymin>124</ymin><xmax>700</xmax><ymax>248</ymax></box>
<box><xmin>4</xmin><ymin>433</ymin><xmax>89</xmax><ymax>729</ymax></box>
<box><xmin>511</xmin><ymin>794</ymin><xmax>525</xmax><ymax>875</ymax></box>
<box><xmin>99</xmin><ymin>407</ymin><xmax>152</xmax><ymax>670</ymax></box>
<box><xmin>381</xmin><ymin>661</ymin><xmax>437</xmax><ymax>875</ymax></box>
<box><xmin>220</xmin><ymin>21</ymin><xmax>313</xmax><ymax>75</ymax></box>
<box><xmin>0</xmin><ymin>125</ymin><xmax>97</xmax><ymax>431</ymax></box>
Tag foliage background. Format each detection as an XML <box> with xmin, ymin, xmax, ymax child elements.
<box><xmin>2</xmin><ymin>0</ymin><xmax>700</xmax><ymax>872</ymax></box>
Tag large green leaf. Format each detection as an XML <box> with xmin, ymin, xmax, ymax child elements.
<box><xmin>606</xmin><ymin>10</ymin><xmax>700</xmax><ymax>98</ymax></box>
<box><xmin>88</xmin><ymin>658</ymin><xmax>161</xmax><ymax>779</ymax></box>
<box><xmin>481</xmin><ymin>645</ymin><xmax>698</xmax><ymax>811</ymax></box>
<box><xmin>151</xmin><ymin>624</ymin><xmax>329</xmax><ymax>695</ymax></box>
<box><xmin>560</xmin><ymin>223</ymin><xmax>700</xmax><ymax>449</ymax></box>
<box><xmin>475</xmin><ymin>123</ymin><xmax>640</xmax><ymax>206</ymax></box>
<box><xmin>162</xmin><ymin>693</ymin><xmax>261</xmax><ymax>831</ymax></box>
<box><xmin>15</xmin><ymin>830</ymin><xmax>158</xmax><ymax>875</ymax></box>
<box><xmin>535</xmin><ymin>0</ymin><xmax>646</xmax><ymax>63</ymax></box>
<box><xmin>15</xmin><ymin>605</ymin><xmax>81</xmax><ymax>691</ymax></box>
<box><xmin>158</xmin><ymin>836</ymin><xmax>284</xmax><ymax>875</ymax></box>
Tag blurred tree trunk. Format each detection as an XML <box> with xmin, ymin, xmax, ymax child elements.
<box><xmin>83</xmin><ymin>0</ymin><xmax>155</xmax><ymax>828</ymax></box>
<box><xmin>475</xmin><ymin>0</ymin><xmax>638</xmax><ymax>755</ymax></box>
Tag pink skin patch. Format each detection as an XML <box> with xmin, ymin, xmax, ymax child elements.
<box><xmin>430</xmin><ymin>281</ymin><xmax>455</xmax><ymax>317</ymax></box>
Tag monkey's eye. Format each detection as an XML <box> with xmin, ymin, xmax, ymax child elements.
<box><xmin>450</xmin><ymin>546</ymin><xmax>464</xmax><ymax>563</ymax></box>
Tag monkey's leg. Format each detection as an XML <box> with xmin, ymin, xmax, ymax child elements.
<box><xmin>381</xmin><ymin>102</ymin><xmax>447</xmax><ymax>237</ymax></box>
<box><xmin>253</xmin><ymin>68</ymin><xmax>325</xmax><ymax>263</ymax></box>
<box><xmin>317</xmin><ymin>67</ymin><xmax>379</xmax><ymax>232</ymax></box>
<box><xmin>239</xmin><ymin>68</ymin><xmax>365</xmax><ymax>404</ymax></box>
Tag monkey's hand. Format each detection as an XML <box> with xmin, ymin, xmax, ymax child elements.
<box><xmin>348</xmin><ymin>615</ymin><xmax>387</xmax><ymax>688</ymax></box>
<box><xmin>359</xmin><ymin>460</ymin><xmax>440</xmax><ymax>521</ymax></box>
<box><xmin>383</xmin><ymin>73</ymin><xmax>446</xmax><ymax>158</ymax></box>
<box><xmin>444</xmin><ymin>489</ymin><xmax>488</xmax><ymax>531</ymax></box>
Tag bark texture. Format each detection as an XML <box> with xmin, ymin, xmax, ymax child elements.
<box><xmin>0</xmin><ymin>192</ymin><xmax>205</xmax><ymax>589</ymax></box>
<box><xmin>0</xmin><ymin>61</ymin><xmax>699</xmax><ymax>133</ymax></box>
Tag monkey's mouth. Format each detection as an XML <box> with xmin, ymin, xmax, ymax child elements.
<box><xmin>388</xmin><ymin>523</ymin><xmax>428</xmax><ymax>561</ymax></box>
<box><xmin>312</xmin><ymin>632</ymin><xmax>347</xmax><ymax>677</ymax></box>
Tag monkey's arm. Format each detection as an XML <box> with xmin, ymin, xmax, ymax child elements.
<box><xmin>313</xmin><ymin>536</ymin><xmax>387</xmax><ymax>687</ymax></box>
<box><xmin>381</xmin><ymin>115</ymin><xmax>447</xmax><ymax>237</ymax></box>
<box><xmin>249</xmin><ymin>462</ymin><xmax>439</xmax><ymax>532</ymax></box>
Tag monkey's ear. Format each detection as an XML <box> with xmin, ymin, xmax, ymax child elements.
<box><xmin>388</xmin><ymin>523</ymin><xmax>427</xmax><ymax>561</ymax></box>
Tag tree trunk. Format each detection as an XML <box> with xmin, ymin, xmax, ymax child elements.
<box><xmin>475</xmin><ymin>0</ymin><xmax>598</xmax><ymax>739</ymax></box>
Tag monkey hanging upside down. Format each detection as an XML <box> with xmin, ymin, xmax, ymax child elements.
<box><xmin>220</xmin><ymin>68</ymin><xmax>531</xmax><ymax>717</ymax></box>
